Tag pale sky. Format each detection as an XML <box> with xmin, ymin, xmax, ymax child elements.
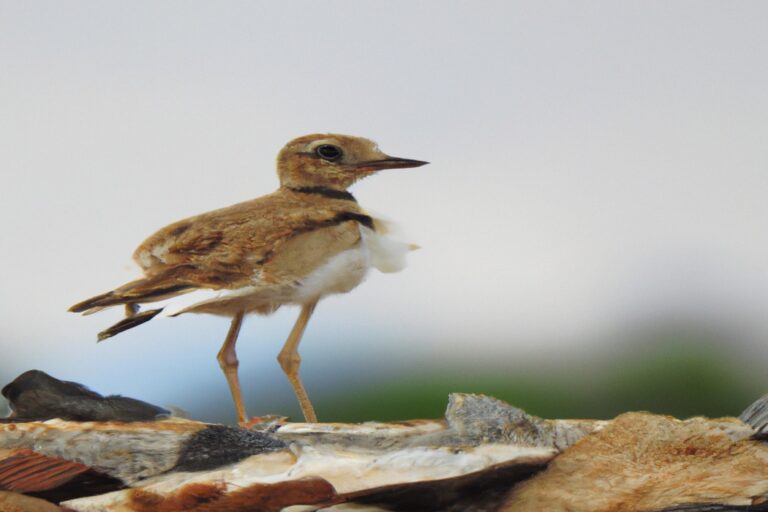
<box><xmin>1</xmin><ymin>1</ymin><xmax>767</xmax><ymax>419</ymax></box>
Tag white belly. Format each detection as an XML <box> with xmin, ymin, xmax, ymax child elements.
<box><xmin>291</xmin><ymin>238</ymin><xmax>371</xmax><ymax>303</ymax></box>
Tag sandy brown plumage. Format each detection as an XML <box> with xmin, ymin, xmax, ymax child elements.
<box><xmin>70</xmin><ymin>190</ymin><xmax>372</xmax><ymax>317</ymax></box>
<box><xmin>70</xmin><ymin>133</ymin><xmax>427</xmax><ymax>423</ymax></box>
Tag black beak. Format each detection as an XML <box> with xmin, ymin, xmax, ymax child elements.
<box><xmin>354</xmin><ymin>157</ymin><xmax>429</xmax><ymax>171</ymax></box>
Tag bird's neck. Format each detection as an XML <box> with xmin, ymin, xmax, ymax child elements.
<box><xmin>285</xmin><ymin>186</ymin><xmax>357</xmax><ymax>202</ymax></box>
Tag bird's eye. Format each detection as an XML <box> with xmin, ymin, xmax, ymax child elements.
<box><xmin>315</xmin><ymin>144</ymin><xmax>343</xmax><ymax>161</ymax></box>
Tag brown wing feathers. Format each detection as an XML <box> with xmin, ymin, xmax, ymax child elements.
<box><xmin>68</xmin><ymin>283</ymin><xmax>193</xmax><ymax>314</ymax></box>
<box><xmin>69</xmin><ymin>191</ymin><xmax>374</xmax><ymax>340</ymax></box>
<box><xmin>70</xmin><ymin>215</ymin><xmax>372</xmax><ymax>316</ymax></box>
<box><xmin>68</xmin><ymin>270</ymin><xmax>199</xmax><ymax>315</ymax></box>
<box><xmin>68</xmin><ymin>267</ymin><xmax>202</xmax><ymax>341</ymax></box>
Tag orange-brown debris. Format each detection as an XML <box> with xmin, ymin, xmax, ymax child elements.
<box><xmin>128</xmin><ymin>478</ymin><xmax>338</xmax><ymax>512</ymax></box>
<box><xmin>502</xmin><ymin>412</ymin><xmax>768</xmax><ymax>512</ymax></box>
<box><xmin>0</xmin><ymin>450</ymin><xmax>89</xmax><ymax>493</ymax></box>
<box><xmin>0</xmin><ymin>490</ymin><xmax>63</xmax><ymax>512</ymax></box>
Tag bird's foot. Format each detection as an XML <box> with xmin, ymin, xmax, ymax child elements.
<box><xmin>239</xmin><ymin>415</ymin><xmax>289</xmax><ymax>431</ymax></box>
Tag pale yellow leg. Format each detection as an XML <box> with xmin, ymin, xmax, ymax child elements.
<box><xmin>217</xmin><ymin>311</ymin><xmax>247</xmax><ymax>423</ymax></box>
<box><xmin>278</xmin><ymin>300</ymin><xmax>319</xmax><ymax>423</ymax></box>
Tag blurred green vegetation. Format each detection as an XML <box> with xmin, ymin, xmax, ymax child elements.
<box><xmin>317</xmin><ymin>336</ymin><xmax>766</xmax><ymax>422</ymax></box>
<box><xmin>2</xmin><ymin>331</ymin><xmax>763</xmax><ymax>425</ymax></box>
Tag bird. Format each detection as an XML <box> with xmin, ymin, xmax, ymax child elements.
<box><xmin>69</xmin><ymin>134</ymin><xmax>428</xmax><ymax>423</ymax></box>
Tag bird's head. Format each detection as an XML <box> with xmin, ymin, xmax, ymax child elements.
<box><xmin>276</xmin><ymin>134</ymin><xmax>428</xmax><ymax>190</ymax></box>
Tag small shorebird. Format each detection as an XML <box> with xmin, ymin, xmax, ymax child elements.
<box><xmin>70</xmin><ymin>134</ymin><xmax>427</xmax><ymax>423</ymax></box>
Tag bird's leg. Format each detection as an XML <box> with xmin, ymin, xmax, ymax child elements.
<box><xmin>278</xmin><ymin>300</ymin><xmax>319</xmax><ymax>423</ymax></box>
<box><xmin>217</xmin><ymin>311</ymin><xmax>247</xmax><ymax>423</ymax></box>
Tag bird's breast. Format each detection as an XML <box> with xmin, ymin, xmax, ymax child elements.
<box><xmin>291</xmin><ymin>225</ymin><xmax>415</xmax><ymax>303</ymax></box>
<box><xmin>290</xmin><ymin>237</ymin><xmax>370</xmax><ymax>303</ymax></box>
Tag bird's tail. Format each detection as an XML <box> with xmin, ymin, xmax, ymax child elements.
<box><xmin>69</xmin><ymin>268</ymin><xmax>198</xmax><ymax>340</ymax></box>
<box><xmin>69</xmin><ymin>280</ymin><xmax>194</xmax><ymax>314</ymax></box>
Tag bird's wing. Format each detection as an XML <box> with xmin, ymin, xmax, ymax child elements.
<box><xmin>132</xmin><ymin>193</ymin><xmax>369</xmax><ymax>283</ymax></box>
<box><xmin>71</xmin><ymin>193</ymin><xmax>372</xmax><ymax>316</ymax></box>
<box><xmin>165</xmin><ymin>218</ymin><xmax>367</xmax><ymax>317</ymax></box>
<box><xmin>133</xmin><ymin>194</ymin><xmax>292</xmax><ymax>279</ymax></box>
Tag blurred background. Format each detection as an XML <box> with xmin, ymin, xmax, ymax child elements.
<box><xmin>1</xmin><ymin>1</ymin><xmax>767</xmax><ymax>423</ymax></box>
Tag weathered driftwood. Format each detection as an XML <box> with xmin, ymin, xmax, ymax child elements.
<box><xmin>1</xmin><ymin>371</ymin><xmax>767</xmax><ymax>512</ymax></box>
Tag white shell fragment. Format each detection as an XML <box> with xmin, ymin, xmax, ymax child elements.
<box><xmin>0</xmin><ymin>393</ymin><xmax>602</xmax><ymax>511</ymax></box>
<box><xmin>4</xmin><ymin>393</ymin><xmax>768</xmax><ymax>512</ymax></box>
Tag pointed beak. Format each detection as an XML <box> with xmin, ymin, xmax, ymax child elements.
<box><xmin>353</xmin><ymin>157</ymin><xmax>429</xmax><ymax>171</ymax></box>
